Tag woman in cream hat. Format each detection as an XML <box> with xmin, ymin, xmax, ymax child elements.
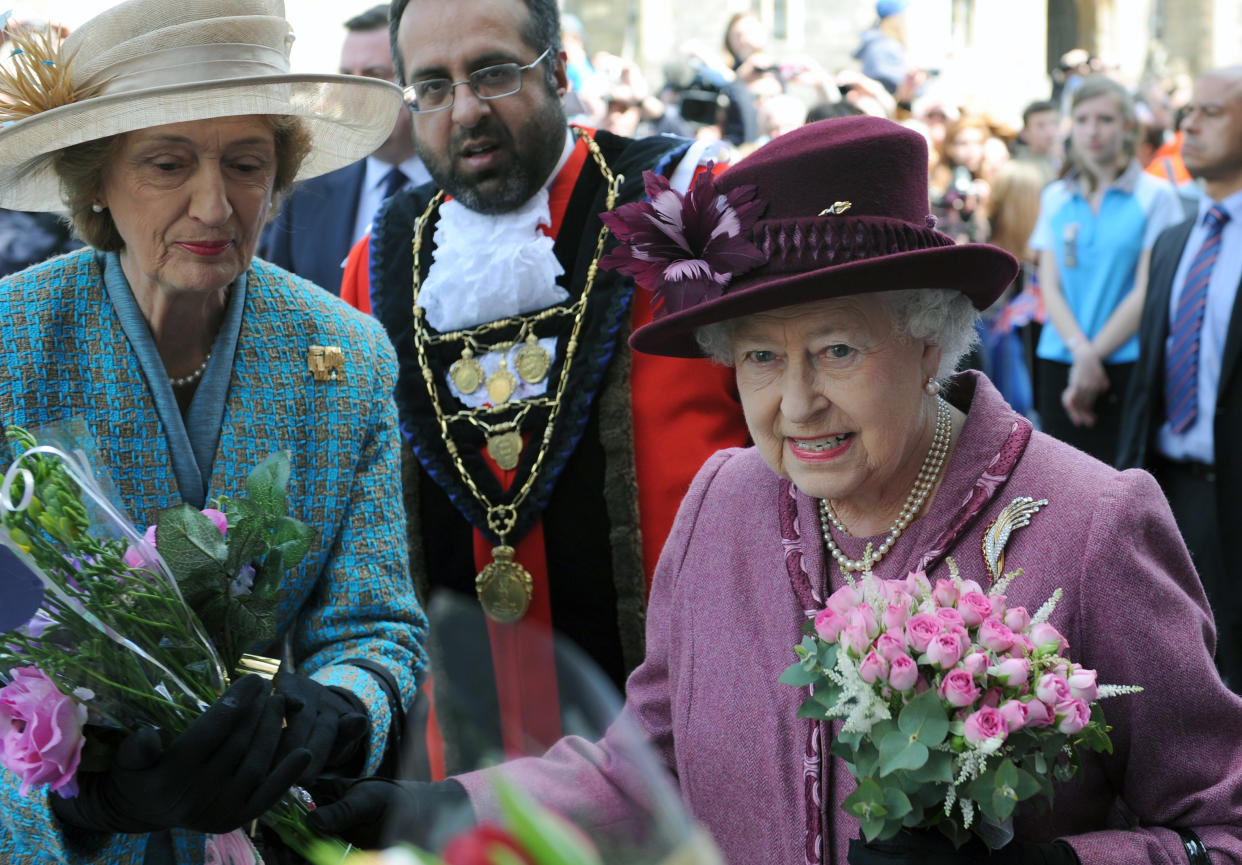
<box><xmin>0</xmin><ymin>1</ymin><xmax>426</xmax><ymax>862</ymax></box>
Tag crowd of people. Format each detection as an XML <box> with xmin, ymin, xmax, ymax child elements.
<box><xmin>0</xmin><ymin>1</ymin><xmax>1240</xmax><ymax>864</ymax></box>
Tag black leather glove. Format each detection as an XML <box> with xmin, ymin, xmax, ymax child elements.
<box><xmin>307</xmin><ymin>777</ymin><xmax>472</xmax><ymax>850</ymax></box>
<box><xmin>846</xmin><ymin>830</ymin><xmax>1081</xmax><ymax>865</ymax></box>
<box><xmin>272</xmin><ymin>672</ymin><xmax>368</xmax><ymax>785</ymax></box>
<box><xmin>51</xmin><ymin>675</ymin><xmax>311</xmax><ymax>835</ymax></box>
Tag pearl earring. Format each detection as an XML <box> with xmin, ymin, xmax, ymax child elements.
<box><xmin>91</xmin><ymin>203</ymin><xmax>104</xmax><ymax>213</ymax></box>
<box><xmin>924</xmin><ymin>376</ymin><xmax>941</xmax><ymax>396</ymax></box>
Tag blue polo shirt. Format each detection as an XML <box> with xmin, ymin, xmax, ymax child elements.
<box><xmin>1030</xmin><ymin>160</ymin><xmax>1183</xmax><ymax>364</ymax></box>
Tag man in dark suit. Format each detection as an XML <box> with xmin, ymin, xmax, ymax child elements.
<box><xmin>1118</xmin><ymin>65</ymin><xmax>1242</xmax><ymax>690</ymax></box>
<box><xmin>260</xmin><ymin>5</ymin><xmax>429</xmax><ymax>294</ymax></box>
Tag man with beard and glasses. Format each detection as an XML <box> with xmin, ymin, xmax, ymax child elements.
<box><xmin>338</xmin><ymin>0</ymin><xmax>747</xmax><ymax>779</ymax></box>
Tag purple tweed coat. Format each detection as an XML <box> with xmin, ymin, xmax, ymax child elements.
<box><xmin>460</xmin><ymin>372</ymin><xmax>1242</xmax><ymax>864</ymax></box>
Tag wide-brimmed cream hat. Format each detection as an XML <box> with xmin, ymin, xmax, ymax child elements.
<box><xmin>0</xmin><ymin>0</ymin><xmax>404</xmax><ymax>211</ymax></box>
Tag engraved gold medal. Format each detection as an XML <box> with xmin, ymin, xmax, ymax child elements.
<box><xmin>476</xmin><ymin>545</ymin><xmax>533</xmax><ymax>622</ymax></box>
<box><xmin>514</xmin><ymin>334</ymin><xmax>552</xmax><ymax>384</ymax></box>
<box><xmin>486</xmin><ymin>359</ymin><xmax>517</xmax><ymax>404</ymax></box>
<box><xmin>449</xmin><ymin>349</ymin><xmax>484</xmax><ymax>394</ymax></box>
<box><xmin>486</xmin><ymin>431</ymin><xmax>523</xmax><ymax>471</ymax></box>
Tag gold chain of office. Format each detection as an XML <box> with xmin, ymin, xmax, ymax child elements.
<box><xmin>409</xmin><ymin>127</ymin><xmax>622</xmax><ymax>622</ymax></box>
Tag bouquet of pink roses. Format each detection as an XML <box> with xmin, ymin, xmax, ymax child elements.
<box><xmin>0</xmin><ymin>425</ymin><xmax>344</xmax><ymax>862</ymax></box>
<box><xmin>781</xmin><ymin>561</ymin><xmax>1141</xmax><ymax>849</ymax></box>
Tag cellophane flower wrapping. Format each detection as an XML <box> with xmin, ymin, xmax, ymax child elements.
<box><xmin>782</xmin><ymin>561</ymin><xmax>1141</xmax><ymax>849</ymax></box>
<box><xmin>0</xmin><ymin>425</ymin><xmax>348</xmax><ymax>861</ymax></box>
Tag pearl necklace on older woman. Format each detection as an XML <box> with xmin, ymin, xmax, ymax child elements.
<box><xmin>818</xmin><ymin>395</ymin><xmax>952</xmax><ymax>574</ymax></box>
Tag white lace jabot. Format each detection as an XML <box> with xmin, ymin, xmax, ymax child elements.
<box><xmin>419</xmin><ymin>187</ymin><xmax>567</xmax><ymax>332</ymax></box>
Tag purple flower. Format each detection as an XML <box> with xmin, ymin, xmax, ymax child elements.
<box><xmin>599</xmin><ymin>167</ymin><xmax>768</xmax><ymax>314</ymax></box>
<box><xmin>0</xmin><ymin>666</ymin><xmax>87</xmax><ymax>797</ymax></box>
<box><xmin>205</xmin><ymin>830</ymin><xmax>258</xmax><ymax>865</ymax></box>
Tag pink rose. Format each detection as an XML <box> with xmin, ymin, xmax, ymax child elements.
<box><xmin>1007</xmin><ymin>633</ymin><xmax>1035</xmax><ymax>658</ymax></box>
<box><xmin>814</xmin><ymin>608</ymin><xmax>847</xmax><ymax>644</ymax></box>
<box><xmin>963</xmin><ymin>706</ymin><xmax>1008</xmax><ymax>751</ymax></box>
<box><xmin>205</xmin><ymin>830</ymin><xmax>258</xmax><ymax>865</ymax></box>
<box><xmin>1023</xmin><ymin>697</ymin><xmax>1053</xmax><ymax>728</ymax></box>
<box><xmin>1035</xmin><ymin>673</ymin><xmax>1071</xmax><ymax>705</ymax></box>
<box><xmin>980</xmin><ymin>685</ymin><xmax>1003</xmax><ymax>707</ymax></box>
<box><xmin>926</xmin><ymin>633</ymin><xmax>964</xmax><ymax>670</ymax></box>
<box><xmin>905</xmin><ymin>613</ymin><xmax>942</xmax><ymax>653</ymax></box>
<box><xmin>962</xmin><ymin>652</ymin><xmax>989</xmax><ymax>678</ymax></box>
<box><xmin>1055</xmin><ymin>698</ymin><xmax>1092</xmax><ymax>734</ymax></box>
<box><xmin>888</xmin><ymin>655</ymin><xmax>919</xmax><ymax>691</ymax></box>
<box><xmin>935</xmin><ymin>607</ymin><xmax>965</xmax><ymax>630</ymax></box>
<box><xmin>932</xmin><ymin>579</ymin><xmax>959</xmax><ymax>607</ymax></box>
<box><xmin>880</xmin><ymin>579</ymin><xmax>912</xmax><ymax>605</ymax></box>
<box><xmin>957</xmin><ymin>591</ymin><xmax>993</xmax><ymax>627</ymax></box>
<box><xmin>978</xmin><ymin>619</ymin><xmax>1016</xmax><ymax>653</ymax></box>
<box><xmin>882</xmin><ymin>604</ymin><xmax>910</xmax><ymax>632</ymax></box>
<box><xmin>992</xmin><ymin>656</ymin><xmax>1031</xmax><ymax>687</ymax></box>
<box><xmin>875</xmin><ymin>631</ymin><xmax>908</xmax><ymax>662</ymax></box>
<box><xmin>998</xmin><ymin>699</ymin><xmax>1028</xmax><ymax>731</ymax></box>
<box><xmin>848</xmin><ymin>603</ymin><xmax>880</xmax><ymax>640</ymax></box>
<box><xmin>122</xmin><ymin>524</ymin><xmax>160</xmax><ymax>569</ymax></box>
<box><xmin>1003</xmin><ymin>606</ymin><xmax>1031</xmax><ymax>633</ymax></box>
<box><xmin>960</xmin><ymin>579</ymin><xmax>985</xmax><ymax>595</ymax></box>
<box><xmin>840</xmin><ymin>624</ymin><xmax>873</xmax><ymax>658</ymax></box>
<box><xmin>938</xmin><ymin>669</ymin><xmax>981</xmax><ymax>708</ymax></box>
<box><xmin>826</xmin><ymin>584</ymin><xmax>860</xmax><ymax>616</ymax></box>
<box><xmin>905</xmin><ymin>570</ymin><xmax>932</xmax><ymax>597</ymax></box>
<box><xmin>859</xmin><ymin>650</ymin><xmax>889</xmax><ymax>684</ymax></box>
<box><xmin>0</xmin><ymin>667</ymin><xmax>87</xmax><ymax>797</ymax></box>
<box><xmin>1030</xmin><ymin>622</ymin><xmax>1068</xmax><ymax>654</ymax></box>
<box><xmin>988</xmin><ymin>593</ymin><xmax>1007</xmax><ymax>619</ymax></box>
<box><xmin>1068</xmin><ymin>666</ymin><xmax>1098</xmax><ymax>701</ymax></box>
<box><xmin>201</xmin><ymin>508</ymin><xmax>229</xmax><ymax>536</ymax></box>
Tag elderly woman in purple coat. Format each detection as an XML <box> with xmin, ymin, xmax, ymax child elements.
<box><xmin>313</xmin><ymin>117</ymin><xmax>1242</xmax><ymax>864</ymax></box>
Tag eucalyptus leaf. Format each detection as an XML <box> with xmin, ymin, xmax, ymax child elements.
<box><xmin>907</xmin><ymin>748</ymin><xmax>954</xmax><ymax>784</ymax></box>
<box><xmin>798</xmin><ymin>696</ymin><xmax>830</xmax><ymax>719</ymax></box>
<box><xmin>844</xmin><ymin>778</ymin><xmax>888</xmax><ymax>822</ymax></box>
<box><xmin>878</xmin><ymin>730</ymin><xmax>929</xmax><ymax>776</ymax></box>
<box><xmin>1014</xmin><ymin>766</ymin><xmax>1042</xmax><ymax>801</ymax></box>
<box><xmin>781</xmin><ymin>662</ymin><xmax>819</xmax><ymax>686</ymax></box>
<box><xmin>898</xmin><ymin>689</ymin><xmax>950</xmax><ymax>746</ymax></box>
<box><xmin>882</xmin><ymin>785</ymin><xmax>913</xmax><ymax>821</ymax></box>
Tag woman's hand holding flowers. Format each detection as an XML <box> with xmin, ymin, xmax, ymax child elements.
<box><xmin>50</xmin><ymin>675</ymin><xmax>310</xmax><ymax>835</ymax></box>
<box><xmin>846</xmin><ymin>831</ymin><xmax>1081</xmax><ymax>865</ymax></box>
<box><xmin>272</xmin><ymin>672</ymin><xmax>368</xmax><ymax>784</ymax></box>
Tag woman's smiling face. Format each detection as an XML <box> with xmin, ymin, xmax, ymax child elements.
<box><xmin>730</xmin><ymin>293</ymin><xmax>942</xmax><ymax>517</ymax></box>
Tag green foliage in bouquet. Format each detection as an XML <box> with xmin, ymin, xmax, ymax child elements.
<box><xmin>156</xmin><ymin>452</ymin><xmax>314</xmax><ymax>673</ymax></box>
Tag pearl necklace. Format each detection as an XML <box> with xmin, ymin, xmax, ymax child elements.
<box><xmin>818</xmin><ymin>397</ymin><xmax>952</xmax><ymax>574</ymax></box>
<box><xmin>168</xmin><ymin>352</ymin><xmax>212</xmax><ymax>389</ymax></box>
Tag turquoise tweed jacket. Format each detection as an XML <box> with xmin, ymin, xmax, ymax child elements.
<box><xmin>0</xmin><ymin>249</ymin><xmax>427</xmax><ymax>864</ymax></box>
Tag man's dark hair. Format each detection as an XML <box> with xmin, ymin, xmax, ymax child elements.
<box><xmin>1021</xmin><ymin>99</ymin><xmax>1057</xmax><ymax>127</ymax></box>
<box><xmin>346</xmin><ymin>5</ymin><xmax>389</xmax><ymax>32</ymax></box>
<box><xmin>388</xmin><ymin>0</ymin><xmax>562</xmax><ymax>88</ymax></box>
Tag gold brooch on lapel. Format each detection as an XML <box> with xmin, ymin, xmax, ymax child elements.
<box><xmin>819</xmin><ymin>201</ymin><xmax>852</xmax><ymax>215</ymax></box>
<box><xmin>308</xmin><ymin>345</ymin><xmax>345</xmax><ymax>382</ymax></box>
<box><xmin>982</xmin><ymin>496</ymin><xmax>1048</xmax><ymax>580</ymax></box>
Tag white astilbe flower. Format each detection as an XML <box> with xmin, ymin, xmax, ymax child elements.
<box><xmin>827</xmin><ymin>651</ymin><xmax>893</xmax><ymax>734</ymax></box>
<box><xmin>1030</xmin><ymin>587</ymin><xmax>1062</xmax><ymax>625</ymax></box>
<box><xmin>1097</xmin><ymin>684</ymin><xmax>1144</xmax><ymax>698</ymax></box>
<box><xmin>989</xmin><ymin>566</ymin><xmax>1023</xmax><ymax>597</ymax></box>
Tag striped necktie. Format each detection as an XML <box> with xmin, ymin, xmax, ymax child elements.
<box><xmin>1165</xmin><ymin>204</ymin><xmax>1230</xmax><ymax>433</ymax></box>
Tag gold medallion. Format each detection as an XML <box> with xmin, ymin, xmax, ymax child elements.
<box><xmin>449</xmin><ymin>349</ymin><xmax>484</xmax><ymax>394</ymax></box>
<box><xmin>486</xmin><ymin>359</ymin><xmax>517</xmax><ymax>405</ymax></box>
<box><xmin>476</xmin><ymin>545</ymin><xmax>532</xmax><ymax>623</ymax></box>
<box><xmin>486</xmin><ymin>431</ymin><xmax>523</xmax><ymax>471</ymax></box>
<box><xmin>514</xmin><ymin>334</ymin><xmax>552</xmax><ymax>384</ymax></box>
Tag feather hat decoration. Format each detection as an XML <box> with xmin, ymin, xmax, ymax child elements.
<box><xmin>0</xmin><ymin>15</ymin><xmax>91</xmax><ymax>125</ymax></box>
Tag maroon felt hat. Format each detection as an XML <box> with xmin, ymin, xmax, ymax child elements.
<box><xmin>605</xmin><ymin>115</ymin><xmax>1019</xmax><ymax>358</ymax></box>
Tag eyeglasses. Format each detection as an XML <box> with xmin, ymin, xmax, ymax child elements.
<box><xmin>403</xmin><ymin>48</ymin><xmax>551</xmax><ymax>114</ymax></box>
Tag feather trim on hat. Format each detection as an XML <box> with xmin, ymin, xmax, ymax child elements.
<box><xmin>0</xmin><ymin>17</ymin><xmax>96</xmax><ymax>125</ymax></box>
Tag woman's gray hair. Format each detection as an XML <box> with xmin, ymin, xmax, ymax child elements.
<box><xmin>693</xmin><ymin>288</ymin><xmax>979</xmax><ymax>383</ymax></box>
